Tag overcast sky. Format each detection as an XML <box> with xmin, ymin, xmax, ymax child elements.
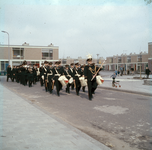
<box><xmin>0</xmin><ymin>0</ymin><xmax>151</xmax><ymax>59</ymax></box>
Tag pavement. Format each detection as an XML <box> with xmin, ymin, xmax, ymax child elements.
<box><xmin>0</xmin><ymin>82</ymin><xmax>111</xmax><ymax>150</ymax></box>
<box><xmin>99</xmin><ymin>71</ymin><xmax>152</xmax><ymax>96</ymax></box>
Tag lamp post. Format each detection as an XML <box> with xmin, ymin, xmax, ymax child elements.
<box><xmin>97</xmin><ymin>54</ymin><xmax>99</xmax><ymax>64</ymax></box>
<box><xmin>1</xmin><ymin>31</ymin><xmax>10</xmax><ymax>65</ymax></box>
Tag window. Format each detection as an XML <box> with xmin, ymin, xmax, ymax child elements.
<box><xmin>42</xmin><ymin>49</ymin><xmax>53</xmax><ymax>60</ymax></box>
<box><xmin>127</xmin><ymin>56</ymin><xmax>131</xmax><ymax>63</ymax></box>
<box><xmin>13</xmin><ymin>48</ymin><xmax>24</xmax><ymax>59</ymax></box>
<box><xmin>0</xmin><ymin>61</ymin><xmax>9</xmax><ymax>71</ymax></box>
<box><xmin>118</xmin><ymin>57</ymin><xmax>121</xmax><ymax>63</ymax></box>
<box><xmin>137</xmin><ymin>55</ymin><xmax>142</xmax><ymax>62</ymax></box>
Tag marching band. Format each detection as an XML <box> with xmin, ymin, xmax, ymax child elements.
<box><xmin>6</xmin><ymin>54</ymin><xmax>104</xmax><ymax>101</ymax></box>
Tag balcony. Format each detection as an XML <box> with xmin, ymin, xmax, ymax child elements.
<box><xmin>13</xmin><ymin>55</ymin><xmax>24</xmax><ymax>59</ymax></box>
<box><xmin>118</xmin><ymin>60</ymin><xmax>121</xmax><ymax>63</ymax></box>
<box><xmin>138</xmin><ymin>58</ymin><xmax>142</xmax><ymax>62</ymax></box>
<box><xmin>127</xmin><ymin>59</ymin><xmax>131</xmax><ymax>63</ymax></box>
<box><xmin>42</xmin><ymin>57</ymin><xmax>52</xmax><ymax>60</ymax></box>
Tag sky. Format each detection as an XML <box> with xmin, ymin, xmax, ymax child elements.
<box><xmin>0</xmin><ymin>0</ymin><xmax>152</xmax><ymax>59</ymax></box>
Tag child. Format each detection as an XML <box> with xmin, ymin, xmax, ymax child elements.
<box><xmin>111</xmin><ymin>73</ymin><xmax>117</xmax><ymax>87</ymax></box>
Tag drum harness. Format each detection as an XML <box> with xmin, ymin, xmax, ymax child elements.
<box><xmin>75</xmin><ymin>70</ymin><xmax>81</xmax><ymax>77</ymax></box>
<box><xmin>55</xmin><ymin>68</ymin><xmax>61</xmax><ymax>76</ymax></box>
<box><xmin>65</xmin><ymin>70</ymin><xmax>71</xmax><ymax>78</ymax></box>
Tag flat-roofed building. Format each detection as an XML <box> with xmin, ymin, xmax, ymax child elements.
<box><xmin>148</xmin><ymin>42</ymin><xmax>152</xmax><ymax>71</ymax></box>
<box><xmin>0</xmin><ymin>42</ymin><xmax>59</xmax><ymax>72</ymax></box>
<box><xmin>105</xmin><ymin>51</ymin><xmax>149</xmax><ymax>72</ymax></box>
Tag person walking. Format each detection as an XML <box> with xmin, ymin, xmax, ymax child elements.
<box><xmin>145</xmin><ymin>67</ymin><xmax>151</xmax><ymax>79</ymax></box>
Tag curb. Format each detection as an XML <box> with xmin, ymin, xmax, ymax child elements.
<box><xmin>99</xmin><ymin>86</ymin><xmax>152</xmax><ymax>97</ymax></box>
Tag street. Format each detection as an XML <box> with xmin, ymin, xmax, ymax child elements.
<box><xmin>1</xmin><ymin>76</ymin><xmax>152</xmax><ymax>150</ymax></box>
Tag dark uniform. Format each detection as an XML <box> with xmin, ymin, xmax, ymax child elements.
<box><xmin>74</xmin><ymin>63</ymin><xmax>81</xmax><ymax>96</ymax></box>
<box><xmin>81</xmin><ymin>65</ymin><xmax>86</xmax><ymax>92</ymax></box>
<box><xmin>69</xmin><ymin>63</ymin><xmax>75</xmax><ymax>90</ymax></box>
<box><xmin>64</xmin><ymin>65</ymin><xmax>71</xmax><ymax>93</ymax></box>
<box><xmin>53</xmin><ymin>62</ymin><xmax>63</xmax><ymax>96</ymax></box>
<box><xmin>11</xmin><ymin>66</ymin><xmax>16</xmax><ymax>82</ymax></box>
<box><xmin>27</xmin><ymin>68</ymin><xmax>34</xmax><ymax>87</ymax></box>
<box><xmin>43</xmin><ymin>62</ymin><xmax>49</xmax><ymax>92</ymax></box>
<box><xmin>32</xmin><ymin>66</ymin><xmax>37</xmax><ymax>84</ymax></box>
<box><xmin>6</xmin><ymin>65</ymin><xmax>12</xmax><ymax>82</ymax></box>
<box><xmin>84</xmin><ymin>62</ymin><xmax>99</xmax><ymax>100</ymax></box>
<box><xmin>39</xmin><ymin>64</ymin><xmax>44</xmax><ymax>86</ymax></box>
<box><xmin>47</xmin><ymin>63</ymin><xmax>54</xmax><ymax>94</ymax></box>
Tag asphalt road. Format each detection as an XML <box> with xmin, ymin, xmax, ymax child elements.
<box><xmin>1</xmin><ymin>76</ymin><xmax>152</xmax><ymax>150</ymax></box>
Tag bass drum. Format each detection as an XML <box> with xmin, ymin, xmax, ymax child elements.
<box><xmin>96</xmin><ymin>75</ymin><xmax>104</xmax><ymax>85</ymax></box>
<box><xmin>79</xmin><ymin>77</ymin><xmax>87</xmax><ymax>87</ymax></box>
<box><xmin>58</xmin><ymin>75</ymin><xmax>69</xmax><ymax>87</ymax></box>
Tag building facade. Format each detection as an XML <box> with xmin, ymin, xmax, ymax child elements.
<box><xmin>148</xmin><ymin>42</ymin><xmax>152</xmax><ymax>71</ymax></box>
<box><xmin>61</xmin><ymin>57</ymin><xmax>105</xmax><ymax>66</ymax></box>
<box><xmin>0</xmin><ymin>42</ymin><xmax>59</xmax><ymax>72</ymax></box>
<box><xmin>105</xmin><ymin>52</ymin><xmax>149</xmax><ymax>72</ymax></box>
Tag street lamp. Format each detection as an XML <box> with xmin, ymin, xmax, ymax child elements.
<box><xmin>1</xmin><ymin>31</ymin><xmax>10</xmax><ymax>65</ymax></box>
<box><xmin>97</xmin><ymin>54</ymin><xmax>99</xmax><ymax>64</ymax></box>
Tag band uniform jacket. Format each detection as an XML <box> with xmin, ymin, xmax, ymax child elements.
<box><xmin>69</xmin><ymin>68</ymin><xmax>75</xmax><ymax>78</ymax></box>
<box><xmin>84</xmin><ymin>65</ymin><xmax>101</xmax><ymax>81</ymax></box>
<box><xmin>73</xmin><ymin>68</ymin><xmax>81</xmax><ymax>80</ymax></box>
<box><xmin>64</xmin><ymin>68</ymin><xmax>71</xmax><ymax>80</ymax></box>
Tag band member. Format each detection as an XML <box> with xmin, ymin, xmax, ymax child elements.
<box><xmin>11</xmin><ymin>66</ymin><xmax>16</xmax><ymax>82</ymax></box>
<box><xmin>47</xmin><ymin>62</ymin><xmax>54</xmax><ymax>94</ymax></box>
<box><xmin>43</xmin><ymin>61</ymin><xmax>49</xmax><ymax>92</ymax></box>
<box><xmin>64</xmin><ymin>64</ymin><xmax>71</xmax><ymax>94</ymax></box>
<box><xmin>81</xmin><ymin>65</ymin><xmax>86</xmax><ymax>92</ymax></box>
<box><xmin>84</xmin><ymin>54</ymin><xmax>101</xmax><ymax>101</ymax></box>
<box><xmin>27</xmin><ymin>67</ymin><xmax>34</xmax><ymax>87</ymax></box>
<box><xmin>53</xmin><ymin>61</ymin><xmax>63</xmax><ymax>96</ymax></box>
<box><xmin>6</xmin><ymin>65</ymin><xmax>12</xmax><ymax>82</ymax></box>
<box><xmin>73</xmin><ymin>63</ymin><xmax>81</xmax><ymax>96</ymax></box>
<box><xmin>32</xmin><ymin>64</ymin><xmax>37</xmax><ymax>84</ymax></box>
<box><xmin>39</xmin><ymin>63</ymin><xmax>44</xmax><ymax>86</ymax></box>
<box><xmin>69</xmin><ymin>63</ymin><xmax>75</xmax><ymax>90</ymax></box>
<box><xmin>16</xmin><ymin>66</ymin><xmax>20</xmax><ymax>83</ymax></box>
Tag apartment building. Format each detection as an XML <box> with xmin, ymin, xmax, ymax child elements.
<box><xmin>61</xmin><ymin>57</ymin><xmax>105</xmax><ymax>66</ymax></box>
<box><xmin>148</xmin><ymin>42</ymin><xmax>152</xmax><ymax>71</ymax></box>
<box><xmin>0</xmin><ymin>42</ymin><xmax>59</xmax><ymax>72</ymax></box>
<box><xmin>105</xmin><ymin>51</ymin><xmax>149</xmax><ymax>72</ymax></box>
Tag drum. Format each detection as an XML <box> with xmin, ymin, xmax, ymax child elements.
<box><xmin>96</xmin><ymin>75</ymin><xmax>104</xmax><ymax>85</ymax></box>
<box><xmin>41</xmin><ymin>75</ymin><xmax>44</xmax><ymax>80</ymax></box>
<box><xmin>37</xmin><ymin>68</ymin><xmax>40</xmax><ymax>76</ymax></box>
<box><xmin>79</xmin><ymin>77</ymin><xmax>87</xmax><ymax>87</ymax></box>
<box><xmin>58</xmin><ymin>75</ymin><xmax>68</xmax><ymax>87</ymax></box>
<box><xmin>68</xmin><ymin>77</ymin><xmax>73</xmax><ymax>84</ymax></box>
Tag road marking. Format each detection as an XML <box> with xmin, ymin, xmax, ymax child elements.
<box><xmin>94</xmin><ymin>105</ymin><xmax>129</xmax><ymax>115</ymax></box>
<box><xmin>103</xmin><ymin>97</ymin><xmax>116</xmax><ymax>100</ymax></box>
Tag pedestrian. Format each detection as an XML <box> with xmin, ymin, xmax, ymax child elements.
<box><xmin>120</xmin><ymin>66</ymin><xmax>123</xmax><ymax>76</ymax></box>
<box><xmin>145</xmin><ymin>67</ymin><xmax>151</xmax><ymax>79</ymax></box>
<box><xmin>111</xmin><ymin>72</ymin><xmax>117</xmax><ymax>87</ymax></box>
<box><xmin>131</xmin><ymin>67</ymin><xmax>134</xmax><ymax>75</ymax></box>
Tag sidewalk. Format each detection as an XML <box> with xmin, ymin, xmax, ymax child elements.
<box><xmin>99</xmin><ymin>71</ymin><xmax>152</xmax><ymax>96</ymax></box>
<box><xmin>0</xmin><ymin>83</ymin><xmax>111</xmax><ymax>150</ymax></box>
